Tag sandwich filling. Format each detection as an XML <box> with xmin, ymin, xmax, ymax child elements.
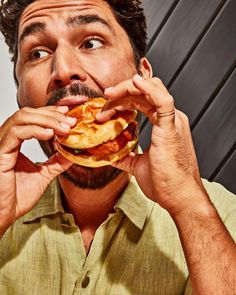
<box><xmin>61</xmin><ymin>121</ymin><xmax>137</xmax><ymax>158</ymax></box>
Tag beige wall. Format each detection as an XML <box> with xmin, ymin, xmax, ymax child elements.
<box><xmin>0</xmin><ymin>34</ymin><xmax>47</xmax><ymax>162</ymax></box>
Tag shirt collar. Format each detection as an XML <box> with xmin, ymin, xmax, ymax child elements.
<box><xmin>22</xmin><ymin>179</ymin><xmax>64</xmax><ymax>223</ymax></box>
<box><xmin>22</xmin><ymin>177</ymin><xmax>154</xmax><ymax>230</ymax></box>
<box><xmin>114</xmin><ymin>177</ymin><xmax>154</xmax><ymax>230</ymax></box>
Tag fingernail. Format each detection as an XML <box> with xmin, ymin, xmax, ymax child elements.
<box><xmin>44</xmin><ymin>128</ymin><xmax>53</xmax><ymax>134</ymax></box>
<box><xmin>105</xmin><ymin>86</ymin><xmax>114</xmax><ymax>93</ymax></box>
<box><xmin>57</xmin><ymin>106</ymin><xmax>69</xmax><ymax>112</ymax></box>
<box><xmin>60</xmin><ymin>122</ymin><xmax>70</xmax><ymax>130</ymax></box>
<box><xmin>95</xmin><ymin>111</ymin><xmax>104</xmax><ymax>120</ymax></box>
<box><xmin>65</xmin><ymin>116</ymin><xmax>77</xmax><ymax>125</ymax></box>
<box><xmin>134</xmin><ymin>74</ymin><xmax>144</xmax><ymax>81</ymax></box>
<box><xmin>96</xmin><ymin>110</ymin><xmax>112</xmax><ymax>122</ymax></box>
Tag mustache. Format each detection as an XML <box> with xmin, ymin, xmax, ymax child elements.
<box><xmin>46</xmin><ymin>83</ymin><xmax>103</xmax><ymax>106</ymax></box>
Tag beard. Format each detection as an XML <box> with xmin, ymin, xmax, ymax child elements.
<box><xmin>39</xmin><ymin>139</ymin><xmax>122</xmax><ymax>190</ymax></box>
<box><xmin>39</xmin><ymin>82</ymin><xmax>123</xmax><ymax>190</ymax></box>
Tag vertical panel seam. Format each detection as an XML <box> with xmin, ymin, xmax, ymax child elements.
<box><xmin>145</xmin><ymin>0</ymin><xmax>180</xmax><ymax>53</ymax></box>
<box><xmin>167</xmin><ymin>0</ymin><xmax>228</xmax><ymax>90</ymax></box>
<box><xmin>210</xmin><ymin>143</ymin><xmax>236</xmax><ymax>181</ymax></box>
<box><xmin>191</xmin><ymin>61</ymin><xmax>236</xmax><ymax>131</ymax></box>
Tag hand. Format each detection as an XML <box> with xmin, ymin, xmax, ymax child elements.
<box><xmin>96</xmin><ymin>75</ymin><xmax>206</xmax><ymax>216</ymax></box>
<box><xmin>0</xmin><ymin>106</ymin><xmax>76</xmax><ymax>235</ymax></box>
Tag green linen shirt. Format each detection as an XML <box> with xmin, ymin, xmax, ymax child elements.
<box><xmin>0</xmin><ymin>178</ymin><xmax>236</xmax><ymax>295</ymax></box>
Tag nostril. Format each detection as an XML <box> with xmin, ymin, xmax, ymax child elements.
<box><xmin>52</xmin><ymin>74</ymin><xmax>83</xmax><ymax>90</ymax></box>
<box><xmin>71</xmin><ymin>74</ymin><xmax>80</xmax><ymax>81</ymax></box>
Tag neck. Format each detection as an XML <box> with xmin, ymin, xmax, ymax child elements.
<box><xmin>58</xmin><ymin>171</ymin><xmax>130</xmax><ymax>230</ymax></box>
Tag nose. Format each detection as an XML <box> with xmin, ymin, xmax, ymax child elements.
<box><xmin>48</xmin><ymin>44</ymin><xmax>87</xmax><ymax>92</ymax></box>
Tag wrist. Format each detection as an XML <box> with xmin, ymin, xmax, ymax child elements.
<box><xmin>165</xmin><ymin>181</ymin><xmax>216</xmax><ymax>221</ymax></box>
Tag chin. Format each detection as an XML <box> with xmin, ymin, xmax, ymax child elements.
<box><xmin>61</xmin><ymin>164</ymin><xmax>123</xmax><ymax>190</ymax></box>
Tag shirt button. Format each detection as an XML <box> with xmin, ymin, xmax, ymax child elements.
<box><xmin>81</xmin><ymin>276</ymin><xmax>90</xmax><ymax>288</ymax></box>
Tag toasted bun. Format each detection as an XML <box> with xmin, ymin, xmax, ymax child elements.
<box><xmin>55</xmin><ymin>97</ymin><xmax>138</xmax><ymax>167</ymax></box>
<box><xmin>54</xmin><ymin>138</ymin><xmax>137</xmax><ymax>167</ymax></box>
<box><xmin>57</xmin><ymin>97</ymin><xmax>137</xmax><ymax>149</ymax></box>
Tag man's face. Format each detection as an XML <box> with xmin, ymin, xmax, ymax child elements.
<box><xmin>15</xmin><ymin>0</ymin><xmax>138</xmax><ymax>189</ymax></box>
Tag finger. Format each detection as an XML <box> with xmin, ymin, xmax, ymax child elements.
<box><xmin>98</xmin><ymin>79</ymin><xmax>141</xmax><ymax>121</ymax></box>
<box><xmin>96</xmin><ymin>95</ymin><xmax>155</xmax><ymax>123</ymax></box>
<box><xmin>25</xmin><ymin>105</ymin><xmax>70</xmax><ymax>114</ymax></box>
<box><xmin>111</xmin><ymin>152</ymin><xmax>141</xmax><ymax>175</ymax></box>
<box><xmin>95</xmin><ymin>108</ymin><xmax>117</xmax><ymax>122</ymax></box>
<box><xmin>10</xmin><ymin>106</ymin><xmax>70</xmax><ymax>124</ymax></box>
<box><xmin>132</xmin><ymin>75</ymin><xmax>175</xmax><ymax>129</ymax></box>
<box><xmin>15</xmin><ymin>107</ymin><xmax>77</xmax><ymax>126</ymax></box>
<box><xmin>104</xmin><ymin>79</ymin><xmax>141</xmax><ymax>100</ymax></box>
<box><xmin>132</xmin><ymin>75</ymin><xmax>174</xmax><ymax>111</ymax></box>
<box><xmin>9</xmin><ymin>108</ymin><xmax>77</xmax><ymax>135</ymax></box>
<box><xmin>39</xmin><ymin>152</ymin><xmax>73</xmax><ymax>182</ymax></box>
<box><xmin>0</xmin><ymin>125</ymin><xmax>55</xmax><ymax>153</ymax></box>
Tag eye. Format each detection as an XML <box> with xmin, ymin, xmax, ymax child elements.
<box><xmin>81</xmin><ymin>38</ymin><xmax>104</xmax><ymax>50</ymax></box>
<box><xmin>29</xmin><ymin>49</ymin><xmax>50</xmax><ymax>61</ymax></box>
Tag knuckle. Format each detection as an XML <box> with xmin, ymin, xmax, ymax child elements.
<box><xmin>14</xmin><ymin>107</ymin><xmax>31</xmax><ymax>121</ymax></box>
<box><xmin>178</xmin><ymin>111</ymin><xmax>189</xmax><ymax>124</ymax></box>
<box><xmin>152</xmin><ymin>77</ymin><xmax>162</xmax><ymax>84</ymax></box>
<box><xmin>165</xmin><ymin>95</ymin><xmax>175</xmax><ymax>109</ymax></box>
<box><xmin>12</xmin><ymin>110</ymin><xmax>21</xmax><ymax>121</ymax></box>
<box><xmin>13</xmin><ymin>109</ymin><xmax>24</xmax><ymax>122</ymax></box>
<box><xmin>9</xmin><ymin>125</ymin><xmax>18</xmax><ymax>136</ymax></box>
<box><xmin>21</xmin><ymin>106</ymin><xmax>31</xmax><ymax>113</ymax></box>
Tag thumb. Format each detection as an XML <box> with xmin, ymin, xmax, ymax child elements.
<box><xmin>111</xmin><ymin>152</ymin><xmax>141</xmax><ymax>176</ymax></box>
<box><xmin>39</xmin><ymin>152</ymin><xmax>73</xmax><ymax>181</ymax></box>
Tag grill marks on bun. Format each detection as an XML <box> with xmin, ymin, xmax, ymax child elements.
<box><xmin>65</xmin><ymin>122</ymin><xmax>137</xmax><ymax>157</ymax></box>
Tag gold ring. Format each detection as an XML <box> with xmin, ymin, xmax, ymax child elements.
<box><xmin>156</xmin><ymin>110</ymin><xmax>175</xmax><ymax>118</ymax></box>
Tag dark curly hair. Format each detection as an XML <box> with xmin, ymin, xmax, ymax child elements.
<box><xmin>0</xmin><ymin>0</ymin><xmax>147</xmax><ymax>83</ymax></box>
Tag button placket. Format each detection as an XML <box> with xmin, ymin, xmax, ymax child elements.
<box><xmin>81</xmin><ymin>273</ymin><xmax>90</xmax><ymax>288</ymax></box>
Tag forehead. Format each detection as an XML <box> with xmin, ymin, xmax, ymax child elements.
<box><xmin>19</xmin><ymin>0</ymin><xmax>115</xmax><ymax>32</ymax></box>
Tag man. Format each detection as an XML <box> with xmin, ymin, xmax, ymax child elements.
<box><xmin>0</xmin><ymin>0</ymin><xmax>235</xmax><ymax>294</ymax></box>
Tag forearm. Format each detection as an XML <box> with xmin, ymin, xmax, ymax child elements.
<box><xmin>171</xmin><ymin>189</ymin><xmax>236</xmax><ymax>295</ymax></box>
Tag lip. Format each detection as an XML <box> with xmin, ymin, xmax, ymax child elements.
<box><xmin>55</xmin><ymin>96</ymin><xmax>90</xmax><ymax>108</ymax></box>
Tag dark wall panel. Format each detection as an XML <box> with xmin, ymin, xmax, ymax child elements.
<box><xmin>139</xmin><ymin>120</ymin><xmax>152</xmax><ymax>151</ymax></box>
<box><xmin>214</xmin><ymin>150</ymin><xmax>236</xmax><ymax>194</ymax></box>
<box><xmin>147</xmin><ymin>0</ymin><xmax>224</xmax><ymax>85</ymax></box>
<box><xmin>141</xmin><ymin>0</ymin><xmax>178</xmax><ymax>42</ymax></box>
<box><xmin>192</xmin><ymin>68</ymin><xmax>236</xmax><ymax>178</ymax></box>
<box><xmin>170</xmin><ymin>0</ymin><xmax>236</xmax><ymax>125</ymax></box>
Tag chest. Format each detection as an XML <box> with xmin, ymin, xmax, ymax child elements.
<box><xmin>0</xmin><ymin>214</ymin><xmax>188</xmax><ymax>295</ymax></box>
<box><xmin>81</xmin><ymin>228</ymin><xmax>96</xmax><ymax>254</ymax></box>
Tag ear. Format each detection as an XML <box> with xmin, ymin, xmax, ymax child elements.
<box><xmin>139</xmin><ymin>57</ymin><xmax>153</xmax><ymax>79</ymax></box>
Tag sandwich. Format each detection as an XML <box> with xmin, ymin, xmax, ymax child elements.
<box><xmin>54</xmin><ymin>97</ymin><xmax>138</xmax><ymax>167</ymax></box>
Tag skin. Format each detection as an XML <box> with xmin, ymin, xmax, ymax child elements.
<box><xmin>16</xmin><ymin>0</ymin><xmax>139</xmax><ymax>190</ymax></box>
<box><xmin>0</xmin><ymin>0</ymin><xmax>235</xmax><ymax>293</ymax></box>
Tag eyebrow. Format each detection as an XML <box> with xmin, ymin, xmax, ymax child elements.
<box><xmin>19</xmin><ymin>14</ymin><xmax>115</xmax><ymax>44</ymax></box>
<box><xmin>19</xmin><ymin>22</ymin><xmax>46</xmax><ymax>43</ymax></box>
<box><xmin>66</xmin><ymin>14</ymin><xmax>115</xmax><ymax>33</ymax></box>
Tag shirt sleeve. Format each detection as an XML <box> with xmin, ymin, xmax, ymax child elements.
<box><xmin>202</xmin><ymin>179</ymin><xmax>236</xmax><ymax>242</ymax></box>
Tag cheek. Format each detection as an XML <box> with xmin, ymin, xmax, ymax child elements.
<box><xmin>17</xmin><ymin>69</ymin><xmax>48</xmax><ymax>108</ymax></box>
<box><xmin>84</xmin><ymin>53</ymin><xmax>137</xmax><ymax>89</ymax></box>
